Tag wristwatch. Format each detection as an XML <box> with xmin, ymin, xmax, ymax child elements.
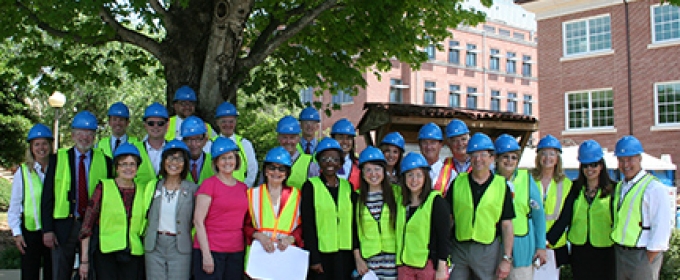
<box><xmin>502</xmin><ymin>254</ymin><xmax>513</xmax><ymax>263</ymax></box>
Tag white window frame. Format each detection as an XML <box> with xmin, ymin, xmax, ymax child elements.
<box><xmin>562</xmin><ymin>14</ymin><xmax>612</xmax><ymax>57</ymax></box>
<box><xmin>651</xmin><ymin>4</ymin><xmax>680</xmax><ymax>44</ymax></box>
<box><xmin>563</xmin><ymin>88</ymin><xmax>615</xmax><ymax>131</ymax></box>
<box><xmin>424</xmin><ymin>81</ymin><xmax>437</xmax><ymax>105</ymax></box>
<box><xmin>300</xmin><ymin>87</ymin><xmax>314</xmax><ymax>105</ymax></box>
<box><xmin>389</xmin><ymin>79</ymin><xmax>404</xmax><ymax>103</ymax></box>
<box><xmin>332</xmin><ymin>87</ymin><xmax>354</xmax><ymax>105</ymax></box>
<box><xmin>654</xmin><ymin>80</ymin><xmax>680</xmax><ymax>126</ymax></box>
<box><xmin>490</xmin><ymin>90</ymin><xmax>502</xmax><ymax>111</ymax></box>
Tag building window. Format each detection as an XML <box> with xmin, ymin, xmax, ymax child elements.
<box><xmin>522</xmin><ymin>55</ymin><xmax>532</xmax><ymax>77</ymax></box>
<box><xmin>483</xmin><ymin>25</ymin><xmax>496</xmax><ymax>33</ymax></box>
<box><xmin>332</xmin><ymin>86</ymin><xmax>353</xmax><ymax>105</ymax></box>
<box><xmin>449</xmin><ymin>41</ymin><xmax>460</xmax><ymax>64</ymax></box>
<box><xmin>523</xmin><ymin>94</ymin><xmax>533</xmax><ymax>116</ymax></box>
<box><xmin>424</xmin><ymin>81</ymin><xmax>436</xmax><ymax>105</ymax></box>
<box><xmin>426</xmin><ymin>43</ymin><xmax>436</xmax><ymax>60</ymax></box>
<box><xmin>300</xmin><ymin>87</ymin><xmax>314</xmax><ymax>105</ymax></box>
<box><xmin>466</xmin><ymin>44</ymin><xmax>477</xmax><ymax>67</ymax></box>
<box><xmin>564</xmin><ymin>15</ymin><xmax>611</xmax><ymax>56</ymax></box>
<box><xmin>507</xmin><ymin>92</ymin><xmax>517</xmax><ymax>113</ymax></box>
<box><xmin>389</xmin><ymin>79</ymin><xmax>403</xmax><ymax>103</ymax></box>
<box><xmin>566</xmin><ymin>89</ymin><xmax>614</xmax><ymax>129</ymax></box>
<box><xmin>449</xmin><ymin>85</ymin><xmax>461</xmax><ymax>108</ymax></box>
<box><xmin>489</xmin><ymin>49</ymin><xmax>500</xmax><ymax>71</ymax></box>
<box><xmin>491</xmin><ymin>90</ymin><xmax>501</xmax><ymax>111</ymax></box>
<box><xmin>499</xmin><ymin>28</ymin><xmax>511</xmax><ymax>37</ymax></box>
<box><xmin>507</xmin><ymin>52</ymin><xmax>516</xmax><ymax>75</ymax></box>
<box><xmin>652</xmin><ymin>5</ymin><xmax>680</xmax><ymax>43</ymax></box>
<box><xmin>467</xmin><ymin>87</ymin><xmax>478</xmax><ymax>109</ymax></box>
<box><xmin>513</xmin><ymin>32</ymin><xmax>526</xmax><ymax>41</ymax></box>
<box><xmin>655</xmin><ymin>82</ymin><xmax>680</xmax><ymax>125</ymax></box>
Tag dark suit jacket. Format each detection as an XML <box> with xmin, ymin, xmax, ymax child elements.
<box><xmin>41</xmin><ymin>147</ymin><xmax>113</xmax><ymax>244</ymax></box>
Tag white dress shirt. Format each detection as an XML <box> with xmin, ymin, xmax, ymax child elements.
<box><xmin>145</xmin><ymin>140</ymin><xmax>165</xmax><ymax>174</ymax></box>
<box><xmin>225</xmin><ymin>134</ymin><xmax>258</xmax><ymax>188</ymax></box>
<box><xmin>8</xmin><ymin>162</ymin><xmax>46</xmax><ymax>236</ymax></box>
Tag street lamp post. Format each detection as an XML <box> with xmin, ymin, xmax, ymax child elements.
<box><xmin>48</xmin><ymin>91</ymin><xmax>66</xmax><ymax>152</ymax></box>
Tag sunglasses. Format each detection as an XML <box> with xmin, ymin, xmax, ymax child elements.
<box><xmin>146</xmin><ymin>120</ymin><xmax>167</xmax><ymax>127</ymax></box>
<box><xmin>582</xmin><ymin>162</ymin><xmax>600</xmax><ymax>169</ymax></box>
<box><xmin>266</xmin><ymin>165</ymin><xmax>287</xmax><ymax>172</ymax></box>
<box><xmin>319</xmin><ymin>157</ymin><xmax>341</xmax><ymax>163</ymax></box>
<box><xmin>501</xmin><ymin>154</ymin><xmax>519</xmax><ymax>161</ymax></box>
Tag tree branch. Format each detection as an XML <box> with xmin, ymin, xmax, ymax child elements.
<box><xmin>239</xmin><ymin>0</ymin><xmax>337</xmax><ymax>70</ymax></box>
<box><xmin>149</xmin><ymin>0</ymin><xmax>168</xmax><ymax>18</ymax></box>
<box><xmin>98</xmin><ymin>5</ymin><xmax>163</xmax><ymax>59</ymax></box>
<box><xmin>248</xmin><ymin>14</ymin><xmax>280</xmax><ymax>61</ymax></box>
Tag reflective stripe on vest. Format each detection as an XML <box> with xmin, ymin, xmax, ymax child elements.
<box><xmin>186</xmin><ymin>155</ymin><xmax>214</xmax><ymax>185</ymax></box>
<box><xmin>433</xmin><ymin>158</ymin><xmax>455</xmax><ymax>196</ymax></box>
<box><xmin>99</xmin><ymin>179</ymin><xmax>145</xmax><ymax>255</ymax></box>
<box><xmin>356</xmin><ymin>187</ymin><xmax>398</xmax><ymax>259</ymax></box>
<box><xmin>537</xmin><ymin>177</ymin><xmax>572</xmax><ymax>248</ymax></box>
<box><xmin>21</xmin><ymin>164</ymin><xmax>43</xmax><ymax>231</ymax></box>
<box><xmin>611</xmin><ymin>175</ymin><xmax>654</xmax><ymax>247</ymax></box>
<box><xmin>511</xmin><ymin>170</ymin><xmax>530</xmax><ymax>236</ymax></box>
<box><xmin>97</xmin><ymin>136</ymin><xmax>140</xmax><ymax>158</ymax></box>
<box><xmin>232</xmin><ymin>134</ymin><xmax>247</xmax><ymax>183</ymax></box>
<box><xmin>288</xmin><ymin>154</ymin><xmax>312</xmax><ymax>190</ymax></box>
<box><xmin>453</xmin><ymin>173</ymin><xmax>506</xmax><ymax>244</ymax></box>
<box><xmin>310</xmin><ymin>177</ymin><xmax>352</xmax><ymax>252</ymax></box>
<box><xmin>54</xmin><ymin>148</ymin><xmax>109</xmax><ymax>218</ymax></box>
<box><xmin>396</xmin><ymin>191</ymin><xmax>437</xmax><ymax>268</ymax></box>
<box><xmin>247</xmin><ymin>184</ymin><xmax>301</xmax><ymax>241</ymax></box>
<box><xmin>568</xmin><ymin>189</ymin><xmax>614</xmax><ymax>247</ymax></box>
<box><xmin>132</xmin><ymin>141</ymin><xmax>158</xmax><ymax>188</ymax></box>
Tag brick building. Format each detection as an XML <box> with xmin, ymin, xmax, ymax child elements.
<box><xmin>517</xmin><ymin>0</ymin><xmax>680</xmax><ymax>183</ymax></box>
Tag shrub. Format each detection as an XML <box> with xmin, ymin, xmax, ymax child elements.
<box><xmin>0</xmin><ymin>247</ymin><xmax>20</xmax><ymax>269</ymax></box>
<box><xmin>661</xmin><ymin>229</ymin><xmax>680</xmax><ymax>280</ymax></box>
<box><xmin>0</xmin><ymin>178</ymin><xmax>10</xmax><ymax>211</ymax></box>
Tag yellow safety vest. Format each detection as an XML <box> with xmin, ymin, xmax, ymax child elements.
<box><xmin>310</xmin><ymin>177</ymin><xmax>353</xmax><ymax>253</ymax></box>
<box><xmin>287</xmin><ymin>154</ymin><xmax>313</xmax><ymax>190</ymax></box>
<box><xmin>165</xmin><ymin>116</ymin><xmax>215</xmax><ymax>141</ymax></box>
<box><xmin>132</xmin><ymin>141</ymin><xmax>158</xmax><ymax>189</ymax></box>
<box><xmin>53</xmin><ymin>148</ymin><xmax>109</xmax><ymax>219</ymax></box>
<box><xmin>232</xmin><ymin>134</ymin><xmax>248</xmax><ymax>183</ymax></box>
<box><xmin>356</xmin><ymin>186</ymin><xmax>399</xmax><ymax>259</ymax></box>
<box><xmin>453</xmin><ymin>173</ymin><xmax>506</xmax><ymax>244</ymax></box>
<box><xmin>512</xmin><ymin>170</ymin><xmax>531</xmax><ymax>236</ymax></box>
<box><xmin>98</xmin><ymin>179</ymin><xmax>145</xmax><ymax>255</ymax></box>
<box><xmin>21</xmin><ymin>164</ymin><xmax>43</xmax><ymax>231</ymax></box>
<box><xmin>187</xmin><ymin>155</ymin><xmax>214</xmax><ymax>185</ymax></box>
<box><xmin>97</xmin><ymin>136</ymin><xmax>140</xmax><ymax>158</ymax></box>
<box><xmin>247</xmin><ymin>184</ymin><xmax>301</xmax><ymax>240</ymax></box>
<box><xmin>568</xmin><ymin>189</ymin><xmax>614</xmax><ymax>247</ymax></box>
<box><xmin>396</xmin><ymin>191</ymin><xmax>438</xmax><ymax>268</ymax></box>
<box><xmin>537</xmin><ymin>177</ymin><xmax>572</xmax><ymax>248</ymax></box>
<box><xmin>611</xmin><ymin>175</ymin><xmax>654</xmax><ymax>247</ymax></box>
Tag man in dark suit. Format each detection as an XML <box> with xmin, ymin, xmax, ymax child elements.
<box><xmin>41</xmin><ymin>110</ymin><xmax>112</xmax><ymax>280</ymax></box>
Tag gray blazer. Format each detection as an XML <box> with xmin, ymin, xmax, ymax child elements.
<box><xmin>144</xmin><ymin>179</ymin><xmax>198</xmax><ymax>254</ymax></box>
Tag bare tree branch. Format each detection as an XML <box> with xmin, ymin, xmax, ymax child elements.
<box><xmin>15</xmin><ymin>1</ymin><xmax>111</xmax><ymax>45</ymax></box>
<box><xmin>149</xmin><ymin>0</ymin><xmax>168</xmax><ymax>18</ymax></box>
<box><xmin>239</xmin><ymin>0</ymin><xmax>338</xmax><ymax>70</ymax></box>
<box><xmin>98</xmin><ymin>5</ymin><xmax>163</xmax><ymax>59</ymax></box>
<box><xmin>247</xmin><ymin>14</ymin><xmax>280</xmax><ymax>61</ymax></box>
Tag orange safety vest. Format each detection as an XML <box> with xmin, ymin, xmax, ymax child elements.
<box><xmin>433</xmin><ymin>158</ymin><xmax>456</xmax><ymax>195</ymax></box>
<box><xmin>246</xmin><ymin>184</ymin><xmax>301</xmax><ymax>241</ymax></box>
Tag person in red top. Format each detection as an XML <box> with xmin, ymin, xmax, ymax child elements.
<box><xmin>330</xmin><ymin>119</ymin><xmax>361</xmax><ymax>190</ymax></box>
<box><xmin>245</xmin><ymin>147</ymin><xmax>303</xmax><ymax>255</ymax></box>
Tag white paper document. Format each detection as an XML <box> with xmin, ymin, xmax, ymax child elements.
<box><xmin>246</xmin><ymin>240</ymin><xmax>309</xmax><ymax>280</ymax></box>
<box><xmin>362</xmin><ymin>270</ymin><xmax>379</xmax><ymax>280</ymax></box>
<box><xmin>533</xmin><ymin>249</ymin><xmax>560</xmax><ymax>280</ymax></box>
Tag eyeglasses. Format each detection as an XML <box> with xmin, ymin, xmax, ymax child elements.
<box><xmin>266</xmin><ymin>165</ymin><xmax>287</xmax><ymax>172</ymax></box>
<box><xmin>73</xmin><ymin>130</ymin><xmax>96</xmax><ymax>137</ymax></box>
<box><xmin>470</xmin><ymin>152</ymin><xmax>492</xmax><ymax>159</ymax></box>
<box><xmin>362</xmin><ymin>166</ymin><xmax>384</xmax><ymax>174</ymax></box>
<box><xmin>582</xmin><ymin>162</ymin><xmax>599</xmax><ymax>169</ymax></box>
<box><xmin>319</xmin><ymin>157</ymin><xmax>341</xmax><ymax>163</ymax></box>
<box><xmin>166</xmin><ymin>155</ymin><xmax>184</xmax><ymax>163</ymax></box>
<box><xmin>184</xmin><ymin>137</ymin><xmax>205</xmax><ymax>143</ymax></box>
<box><xmin>501</xmin><ymin>154</ymin><xmax>519</xmax><ymax>161</ymax></box>
<box><xmin>405</xmin><ymin>171</ymin><xmax>425</xmax><ymax>179</ymax></box>
<box><xmin>117</xmin><ymin>162</ymin><xmax>137</xmax><ymax>168</ymax></box>
<box><xmin>176</xmin><ymin>101</ymin><xmax>195</xmax><ymax>107</ymax></box>
<box><xmin>146</xmin><ymin>120</ymin><xmax>167</xmax><ymax>127</ymax></box>
<box><xmin>540</xmin><ymin>150</ymin><xmax>558</xmax><ymax>157</ymax></box>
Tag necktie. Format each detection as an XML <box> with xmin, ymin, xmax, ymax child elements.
<box><xmin>191</xmin><ymin>162</ymin><xmax>198</xmax><ymax>183</ymax></box>
<box><xmin>305</xmin><ymin>142</ymin><xmax>312</xmax><ymax>154</ymax></box>
<box><xmin>77</xmin><ymin>154</ymin><xmax>88</xmax><ymax>217</ymax></box>
<box><xmin>114</xmin><ymin>138</ymin><xmax>121</xmax><ymax>152</ymax></box>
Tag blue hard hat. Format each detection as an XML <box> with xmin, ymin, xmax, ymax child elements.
<box><xmin>71</xmin><ymin>111</ymin><xmax>98</xmax><ymax>131</ymax></box>
<box><xmin>299</xmin><ymin>106</ymin><xmax>321</xmax><ymax>122</ymax></box>
<box><xmin>537</xmin><ymin>134</ymin><xmax>562</xmax><ymax>152</ymax></box>
<box><xmin>315</xmin><ymin>137</ymin><xmax>343</xmax><ymax>155</ymax></box>
<box><xmin>578</xmin><ymin>140</ymin><xmax>604</xmax><ymax>164</ymax></box>
<box><xmin>276</xmin><ymin>115</ymin><xmax>301</xmax><ymax>134</ymax></box>
<box><xmin>113</xmin><ymin>143</ymin><xmax>141</xmax><ymax>163</ymax></box>
<box><xmin>215</xmin><ymin>101</ymin><xmax>239</xmax><ymax>118</ymax></box>
<box><xmin>400</xmin><ymin>152</ymin><xmax>430</xmax><ymax>174</ymax></box>
<box><xmin>380</xmin><ymin>132</ymin><xmax>405</xmax><ymax>151</ymax></box>
<box><xmin>211</xmin><ymin>137</ymin><xmax>239</xmax><ymax>159</ymax></box>
<box><xmin>264</xmin><ymin>146</ymin><xmax>293</xmax><ymax>167</ymax></box>
<box><xmin>143</xmin><ymin>102</ymin><xmax>169</xmax><ymax>120</ymax></box>
<box><xmin>359</xmin><ymin>146</ymin><xmax>386</xmax><ymax>165</ymax></box>
<box><xmin>445</xmin><ymin>119</ymin><xmax>470</xmax><ymax>138</ymax></box>
<box><xmin>27</xmin><ymin>123</ymin><xmax>54</xmax><ymax>142</ymax></box>
<box><xmin>173</xmin><ymin>86</ymin><xmax>197</xmax><ymax>102</ymax></box>
<box><xmin>615</xmin><ymin>135</ymin><xmax>644</xmax><ymax>157</ymax></box>
<box><xmin>467</xmin><ymin>133</ymin><xmax>495</xmax><ymax>153</ymax></box>
<box><xmin>330</xmin><ymin>118</ymin><xmax>356</xmax><ymax>136</ymax></box>
<box><xmin>418</xmin><ymin>122</ymin><xmax>443</xmax><ymax>141</ymax></box>
<box><xmin>107</xmin><ymin>102</ymin><xmax>130</xmax><ymax>118</ymax></box>
<box><xmin>163</xmin><ymin>139</ymin><xmax>190</xmax><ymax>154</ymax></box>
<box><xmin>180</xmin><ymin>116</ymin><xmax>207</xmax><ymax>138</ymax></box>
<box><xmin>494</xmin><ymin>134</ymin><xmax>520</xmax><ymax>155</ymax></box>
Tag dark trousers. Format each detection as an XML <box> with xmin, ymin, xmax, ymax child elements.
<box><xmin>307</xmin><ymin>251</ymin><xmax>355</xmax><ymax>280</ymax></box>
<box><xmin>93</xmin><ymin>249</ymin><xmax>142</xmax><ymax>280</ymax></box>
<box><xmin>192</xmin><ymin>249</ymin><xmax>244</xmax><ymax>280</ymax></box>
<box><xmin>570</xmin><ymin>243</ymin><xmax>615</xmax><ymax>280</ymax></box>
<box><xmin>20</xmin><ymin>227</ymin><xmax>52</xmax><ymax>280</ymax></box>
<box><xmin>51</xmin><ymin>220</ymin><xmax>81</xmax><ymax>280</ymax></box>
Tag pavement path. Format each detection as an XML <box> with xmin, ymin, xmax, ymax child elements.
<box><xmin>0</xmin><ymin>269</ymin><xmax>19</xmax><ymax>280</ymax></box>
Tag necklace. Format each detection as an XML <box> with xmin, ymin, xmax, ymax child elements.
<box><xmin>586</xmin><ymin>187</ymin><xmax>598</xmax><ymax>197</ymax></box>
<box><xmin>164</xmin><ymin>187</ymin><xmax>178</xmax><ymax>202</ymax></box>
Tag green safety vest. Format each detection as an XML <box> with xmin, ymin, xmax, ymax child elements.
<box><xmin>611</xmin><ymin>175</ymin><xmax>654</xmax><ymax>247</ymax></box>
<box><xmin>186</xmin><ymin>154</ymin><xmax>214</xmax><ymax>185</ymax></box>
<box><xmin>98</xmin><ymin>179</ymin><xmax>145</xmax><ymax>255</ymax></box>
<box><xmin>231</xmin><ymin>134</ymin><xmax>247</xmax><ymax>183</ymax></box>
<box><xmin>396</xmin><ymin>191</ymin><xmax>438</xmax><ymax>268</ymax></box>
<box><xmin>131</xmin><ymin>141</ymin><xmax>158</xmax><ymax>189</ymax></box>
<box><xmin>453</xmin><ymin>173</ymin><xmax>506</xmax><ymax>244</ymax></box>
<box><xmin>310</xmin><ymin>177</ymin><xmax>353</xmax><ymax>253</ymax></box>
<box><xmin>568</xmin><ymin>189</ymin><xmax>614</xmax><ymax>247</ymax></box>
<box><xmin>53</xmin><ymin>148</ymin><xmax>109</xmax><ymax>219</ymax></box>
<box><xmin>537</xmin><ymin>177</ymin><xmax>572</xmax><ymax>248</ymax></box>
<box><xmin>356</xmin><ymin>186</ymin><xmax>399</xmax><ymax>259</ymax></box>
<box><xmin>287</xmin><ymin>153</ymin><xmax>312</xmax><ymax>190</ymax></box>
<box><xmin>512</xmin><ymin>170</ymin><xmax>531</xmax><ymax>236</ymax></box>
<box><xmin>21</xmin><ymin>164</ymin><xmax>43</xmax><ymax>231</ymax></box>
<box><xmin>165</xmin><ymin>116</ymin><xmax>215</xmax><ymax>141</ymax></box>
<box><xmin>97</xmin><ymin>136</ymin><xmax>140</xmax><ymax>158</ymax></box>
